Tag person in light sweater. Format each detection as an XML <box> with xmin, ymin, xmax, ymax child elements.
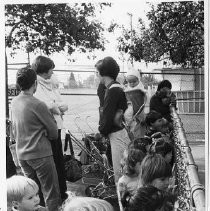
<box><xmin>11</xmin><ymin>67</ymin><xmax>61</xmax><ymax>210</ymax></box>
<box><xmin>32</xmin><ymin>56</ymin><xmax>68</xmax><ymax>202</ymax></box>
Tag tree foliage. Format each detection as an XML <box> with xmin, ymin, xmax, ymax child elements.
<box><xmin>116</xmin><ymin>1</ymin><xmax>204</xmax><ymax>67</ymax></box>
<box><xmin>5</xmin><ymin>3</ymin><xmax>110</xmax><ymax>55</ymax></box>
<box><xmin>141</xmin><ymin>74</ymin><xmax>159</xmax><ymax>88</ymax></box>
<box><xmin>68</xmin><ymin>72</ymin><xmax>77</xmax><ymax>88</ymax></box>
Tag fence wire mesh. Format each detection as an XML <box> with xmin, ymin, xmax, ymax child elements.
<box><xmin>171</xmin><ymin>107</ymin><xmax>205</xmax><ymax>211</ymax></box>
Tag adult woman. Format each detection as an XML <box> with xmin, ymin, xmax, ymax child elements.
<box><xmin>32</xmin><ymin>56</ymin><xmax>68</xmax><ymax>202</ymax></box>
<box><xmin>95</xmin><ymin>56</ymin><xmax>131</xmax><ymax>183</ymax></box>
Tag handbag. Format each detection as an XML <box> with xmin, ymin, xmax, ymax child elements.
<box><xmin>63</xmin><ymin>154</ymin><xmax>82</xmax><ymax>182</ymax></box>
<box><xmin>63</xmin><ymin>133</ymin><xmax>82</xmax><ymax>182</ymax></box>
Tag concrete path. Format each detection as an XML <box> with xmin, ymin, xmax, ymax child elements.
<box><xmin>189</xmin><ymin>141</ymin><xmax>205</xmax><ymax>186</ymax></box>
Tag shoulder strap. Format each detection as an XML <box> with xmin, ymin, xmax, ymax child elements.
<box><xmin>109</xmin><ymin>83</ymin><xmax>124</xmax><ymax>90</ymax></box>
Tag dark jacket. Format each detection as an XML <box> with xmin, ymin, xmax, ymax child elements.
<box><xmin>97</xmin><ymin>82</ymin><xmax>106</xmax><ymax>107</ymax></box>
<box><xmin>149</xmin><ymin>92</ymin><xmax>172</xmax><ymax>122</ymax></box>
<box><xmin>99</xmin><ymin>81</ymin><xmax>127</xmax><ymax>136</ymax></box>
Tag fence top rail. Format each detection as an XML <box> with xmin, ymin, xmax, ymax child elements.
<box><xmin>8</xmin><ymin>62</ymin><xmax>29</xmax><ymax>65</ymax></box>
<box><xmin>7</xmin><ymin>67</ymin><xmax>204</xmax><ymax>75</ymax></box>
<box><xmin>170</xmin><ymin>106</ymin><xmax>205</xmax><ymax>210</ymax></box>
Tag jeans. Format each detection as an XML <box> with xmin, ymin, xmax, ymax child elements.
<box><xmin>51</xmin><ymin>130</ymin><xmax>67</xmax><ymax>201</ymax></box>
<box><xmin>19</xmin><ymin>156</ymin><xmax>61</xmax><ymax>211</ymax></box>
<box><xmin>109</xmin><ymin>128</ymin><xmax>131</xmax><ymax>183</ymax></box>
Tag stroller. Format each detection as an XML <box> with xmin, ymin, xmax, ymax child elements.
<box><xmin>64</xmin><ymin>117</ymin><xmax>117</xmax><ymax>202</ymax></box>
<box><xmin>124</xmin><ymin>89</ymin><xmax>146</xmax><ymax>140</ymax></box>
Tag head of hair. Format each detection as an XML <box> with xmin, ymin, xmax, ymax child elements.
<box><xmin>7</xmin><ymin>176</ymin><xmax>39</xmax><ymax>205</ymax></box>
<box><xmin>95</xmin><ymin>59</ymin><xmax>103</xmax><ymax>68</ymax></box>
<box><xmin>157</xmin><ymin>80</ymin><xmax>172</xmax><ymax>91</ymax></box>
<box><xmin>31</xmin><ymin>55</ymin><xmax>55</xmax><ymax>75</ymax></box>
<box><xmin>149</xmin><ymin>139</ymin><xmax>173</xmax><ymax>157</ymax></box>
<box><xmin>140</xmin><ymin>154</ymin><xmax>172</xmax><ymax>186</ymax></box>
<box><xmin>121</xmin><ymin>185</ymin><xmax>167</xmax><ymax>211</ymax></box>
<box><xmin>145</xmin><ymin>111</ymin><xmax>163</xmax><ymax>127</ymax></box>
<box><xmin>95</xmin><ymin>57</ymin><xmax>120</xmax><ymax>80</ymax></box>
<box><xmin>129</xmin><ymin>137</ymin><xmax>152</xmax><ymax>154</ymax></box>
<box><xmin>123</xmin><ymin>146</ymin><xmax>146</xmax><ymax>176</ymax></box>
<box><xmin>16</xmin><ymin>66</ymin><xmax>37</xmax><ymax>91</ymax></box>
<box><xmin>62</xmin><ymin>196</ymin><xmax>114</xmax><ymax>211</ymax></box>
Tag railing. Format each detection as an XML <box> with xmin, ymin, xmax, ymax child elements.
<box><xmin>171</xmin><ymin>106</ymin><xmax>205</xmax><ymax>211</ymax></box>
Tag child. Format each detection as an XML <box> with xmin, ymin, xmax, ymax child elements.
<box><xmin>131</xmin><ymin>137</ymin><xmax>152</xmax><ymax>154</ymax></box>
<box><xmin>150</xmin><ymin>80</ymin><xmax>177</xmax><ymax>123</ymax></box>
<box><xmin>61</xmin><ymin>196</ymin><xmax>114</xmax><ymax>211</ymax></box>
<box><xmin>125</xmin><ymin>68</ymin><xmax>145</xmax><ymax>91</ymax></box>
<box><xmin>117</xmin><ymin>145</ymin><xmax>146</xmax><ymax>211</ymax></box>
<box><xmin>138</xmin><ymin>154</ymin><xmax>172</xmax><ymax>191</ymax></box>
<box><xmin>7</xmin><ymin>175</ymin><xmax>46</xmax><ymax>211</ymax></box>
<box><xmin>121</xmin><ymin>185</ymin><xmax>175</xmax><ymax>211</ymax></box>
<box><xmin>149</xmin><ymin>138</ymin><xmax>174</xmax><ymax>165</ymax></box>
<box><xmin>124</xmin><ymin>68</ymin><xmax>147</xmax><ymax>140</ymax></box>
<box><xmin>145</xmin><ymin>111</ymin><xmax>173</xmax><ymax>144</ymax></box>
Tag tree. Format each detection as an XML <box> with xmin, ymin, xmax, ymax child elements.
<box><xmin>83</xmin><ymin>75</ymin><xmax>95</xmax><ymax>88</ymax></box>
<box><xmin>116</xmin><ymin>1</ymin><xmax>204</xmax><ymax>67</ymax></box>
<box><xmin>5</xmin><ymin>3</ymin><xmax>110</xmax><ymax>55</ymax></box>
<box><xmin>68</xmin><ymin>72</ymin><xmax>77</xmax><ymax>88</ymax></box>
<box><xmin>141</xmin><ymin>74</ymin><xmax>159</xmax><ymax>89</ymax></box>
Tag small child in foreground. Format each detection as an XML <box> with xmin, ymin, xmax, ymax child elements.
<box><xmin>61</xmin><ymin>196</ymin><xmax>114</xmax><ymax>211</ymax></box>
<box><xmin>7</xmin><ymin>175</ymin><xmax>46</xmax><ymax>211</ymax></box>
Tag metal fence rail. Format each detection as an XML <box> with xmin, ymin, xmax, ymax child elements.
<box><xmin>171</xmin><ymin>106</ymin><xmax>205</xmax><ymax>211</ymax></box>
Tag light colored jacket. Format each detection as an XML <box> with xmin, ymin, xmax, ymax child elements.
<box><xmin>34</xmin><ymin>75</ymin><xmax>68</xmax><ymax>129</ymax></box>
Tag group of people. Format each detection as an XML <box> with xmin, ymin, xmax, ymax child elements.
<box><xmin>7</xmin><ymin>55</ymin><xmax>177</xmax><ymax>211</ymax></box>
<box><xmin>95</xmin><ymin>57</ymin><xmax>177</xmax><ymax>211</ymax></box>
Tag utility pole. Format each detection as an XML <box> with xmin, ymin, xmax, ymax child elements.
<box><xmin>127</xmin><ymin>12</ymin><xmax>133</xmax><ymax>66</ymax></box>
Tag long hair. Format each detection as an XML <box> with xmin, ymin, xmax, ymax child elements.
<box><xmin>140</xmin><ymin>154</ymin><xmax>172</xmax><ymax>186</ymax></box>
<box><xmin>123</xmin><ymin>145</ymin><xmax>146</xmax><ymax>176</ymax></box>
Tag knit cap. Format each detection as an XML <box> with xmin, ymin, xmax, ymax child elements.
<box><xmin>126</xmin><ymin>68</ymin><xmax>140</xmax><ymax>80</ymax></box>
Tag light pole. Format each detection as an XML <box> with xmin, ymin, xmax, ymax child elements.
<box><xmin>127</xmin><ymin>12</ymin><xmax>133</xmax><ymax>66</ymax></box>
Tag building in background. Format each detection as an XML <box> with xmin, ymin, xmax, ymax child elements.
<box><xmin>153</xmin><ymin>67</ymin><xmax>204</xmax><ymax>114</ymax></box>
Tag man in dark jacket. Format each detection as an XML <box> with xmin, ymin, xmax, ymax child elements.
<box><xmin>96</xmin><ymin>57</ymin><xmax>130</xmax><ymax>183</ymax></box>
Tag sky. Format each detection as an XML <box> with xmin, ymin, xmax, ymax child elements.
<box><xmin>5</xmin><ymin>1</ymin><xmax>165</xmax><ymax>85</ymax></box>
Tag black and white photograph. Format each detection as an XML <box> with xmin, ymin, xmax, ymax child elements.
<box><xmin>1</xmin><ymin>0</ymin><xmax>208</xmax><ymax>210</ymax></box>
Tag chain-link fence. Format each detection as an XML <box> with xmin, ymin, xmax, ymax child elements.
<box><xmin>171</xmin><ymin>107</ymin><xmax>205</xmax><ymax>211</ymax></box>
